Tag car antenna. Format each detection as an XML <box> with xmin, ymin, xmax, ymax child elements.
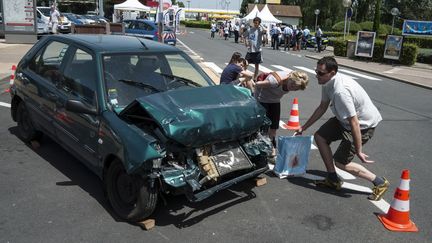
<box><xmin>136</xmin><ymin>37</ymin><xmax>148</xmax><ymax>50</ymax></box>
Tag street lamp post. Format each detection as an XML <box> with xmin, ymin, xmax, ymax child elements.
<box><xmin>391</xmin><ymin>7</ymin><xmax>400</xmax><ymax>34</ymax></box>
<box><xmin>342</xmin><ymin>0</ymin><xmax>352</xmax><ymax>40</ymax></box>
<box><xmin>314</xmin><ymin>9</ymin><xmax>320</xmax><ymax>32</ymax></box>
<box><xmin>187</xmin><ymin>0</ymin><xmax>190</xmax><ymax>10</ymax></box>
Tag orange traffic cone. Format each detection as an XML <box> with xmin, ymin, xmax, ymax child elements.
<box><xmin>283</xmin><ymin>98</ymin><xmax>301</xmax><ymax>130</ymax></box>
<box><xmin>377</xmin><ymin>170</ymin><xmax>418</xmax><ymax>232</ymax></box>
<box><xmin>5</xmin><ymin>65</ymin><xmax>16</xmax><ymax>93</ymax></box>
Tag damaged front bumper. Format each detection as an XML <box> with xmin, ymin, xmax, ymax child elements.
<box><xmin>187</xmin><ymin>165</ymin><xmax>268</xmax><ymax>202</ymax></box>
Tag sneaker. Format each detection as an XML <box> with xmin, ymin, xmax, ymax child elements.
<box><xmin>314</xmin><ymin>177</ymin><xmax>343</xmax><ymax>191</ymax></box>
<box><xmin>368</xmin><ymin>177</ymin><xmax>390</xmax><ymax>201</ymax></box>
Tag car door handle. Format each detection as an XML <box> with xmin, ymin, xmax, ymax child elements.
<box><xmin>16</xmin><ymin>72</ymin><xmax>30</xmax><ymax>84</ymax></box>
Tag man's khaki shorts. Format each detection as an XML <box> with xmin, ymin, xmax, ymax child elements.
<box><xmin>316</xmin><ymin>117</ymin><xmax>375</xmax><ymax>164</ymax></box>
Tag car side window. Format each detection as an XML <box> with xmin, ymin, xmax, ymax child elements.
<box><xmin>62</xmin><ymin>48</ymin><xmax>97</xmax><ymax>107</ymax></box>
<box><xmin>136</xmin><ymin>22</ymin><xmax>146</xmax><ymax>30</ymax></box>
<box><xmin>28</xmin><ymin>41</ymin><xmax>69</xmax><ymax>84</ymax></box>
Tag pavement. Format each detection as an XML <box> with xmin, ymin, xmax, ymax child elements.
<box><xmin>1</xmin><ymin>38</ymin><xmax>431</xmax><ymax>90</ymax></box>
<box><xmin>305</xmin><ymin>46</ymin><xmax>432</xmax><ymax>90</ymax></box>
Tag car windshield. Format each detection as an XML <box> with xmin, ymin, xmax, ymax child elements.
<box><xmin>38</xmin><ymin>8</ymin><xmax>51</xmax><ymax>17</ymax></box>
<box><xmin>103</xmin><ymin>52</ymin><xmax>212</xmax><ymax>109</ymax></box>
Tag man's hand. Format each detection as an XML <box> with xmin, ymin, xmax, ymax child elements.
<box><xmin>357</xmin><ymin>152</ymin><xmax>375</xmax><ymax>164</ymax></box>
<box><xmin>293</xmin><ymin>127</ymin><xmax>303</xmax><ymax>136</ymax></box>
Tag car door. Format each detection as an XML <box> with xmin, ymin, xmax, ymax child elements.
<box><xmin>18</xmin><ymin>40</ymin><xmax>71</xmax><ymax>137</ymax></box>
<box><xmin>53</xmin><ymin>46</ymin><xmax>100</xmax><ymax>169</ymax></box>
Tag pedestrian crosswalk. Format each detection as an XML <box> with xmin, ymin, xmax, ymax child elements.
<box><xmin>203</xmin><ymin>62</ymin><xmax>381</xmax><ymax>81</ymax></box>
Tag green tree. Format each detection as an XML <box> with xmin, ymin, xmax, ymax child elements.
<box><xmin>372</xmin><ymin>0</ymin><xmax>381</xmax><ymax>34</ymax></box>
<box><xmin>177</xmin><ymin>1</ymin><xmax>185</xmax><ymax>8</ymax></box>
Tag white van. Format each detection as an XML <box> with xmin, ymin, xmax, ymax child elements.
<box><xmin>37</xmin><ymin>7</ymin><xmax>71</xmax><ymax>33</ymax></box>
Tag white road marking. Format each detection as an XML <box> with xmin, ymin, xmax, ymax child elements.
<box><xmin>272</xmin><ymin>65</ymin><xmax>292</xmax><ymax>72</ymax></box>
<box><xmin>251</xmin><ymin>65</ymin><xmax>273</xmax><ymax>73</ymax></box>
<box><xmin>342</xmin><ymin>182</ymin><xmax>373</xmax><ymax>193</ymax></box>
<box><xmin>302</xmin><ymin>173</ymin><xmax>324</xmax><ymax>180</ymax></box>
<box><xmin>369</xmin><ymin>199</ymin><xmax>391</xmax><ymax>213</ymax></box>
<box><xmin>176</xmin><ymin>38</ymin><xmax>200</xmax><ymax>57</ymax></box>
<box><xmin>339</xmin><ymin>69</ymin><xmax>381</xmax><ymax>80</ymax></box>
<box><xmin>293</xmin><ymin>66</ymin><xmax>358</xmax><ymax>80</ymax></box>
<box><xmin>0</xmin><ymin>102</ymin><xmax>11</xmax><ymax>108</ymax></box>
<box><xmin>203</xmin><ymin>62</ymin><xmax>223</xmax><ymax>74</ymax></box>
<box><xmin>279</xmin><ymin>120</ymin><xmax>287</xmax><ymax>129</ymax></box>
<box><xmin>335</xmin><ymin>167</ymin><xmax>357</xmax><ymax>180</ymax></box>
<box><xmin>293</xmin><ymin>66</ymin><xmax>315</xmax><ymax>74</ymax></box>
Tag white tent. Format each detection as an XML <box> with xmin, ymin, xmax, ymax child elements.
<box><xmin>114</xmin><ymin>0</ymin><xmax>151</xmax><ymax>12</ymax></box>
<box><xmin>242</xmin><ymin>5</ymin><xmax>260</xmax><ymax>21</ymax></box>
<box><xmin>257</xmin><ymin>4</ymin><xmax>282</xmax><ymax>24</ymax></box>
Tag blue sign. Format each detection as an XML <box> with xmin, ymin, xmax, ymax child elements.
<box><xmin>402</xmin><ymin>20</ymin><xmax>432</xmax><ymax>37</ymax></box>
<box><xmin>347</xmin><ymin>8</ymin><xmax>353</xmax><ymax>18</ymax></box>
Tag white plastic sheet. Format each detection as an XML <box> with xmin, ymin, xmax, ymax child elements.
<box><xmin>273</xmin><ymin>136</ymin><xmax>313</xmax><ymax>178</ymax></box>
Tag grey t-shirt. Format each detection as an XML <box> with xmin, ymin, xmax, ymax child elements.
<box><xmin>322</xmin><ymin>73</ymin><xmax>382</xmax><ymax>130</ymax></box>
<box><xmin>246</xmin><ymin>26</ymin><xmax>264</xmax><ymax>53</ymax></box>
<box><xmin>254</xmin><ymin>70</ymin><xmax>291</xmax><ymax>103</ymax></box>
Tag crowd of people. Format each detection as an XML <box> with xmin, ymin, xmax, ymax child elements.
<box><xmin>218</xmin><ymin>17</ymin><xmax>389</xmax><ymax>201</ymax></box>
<box><xmin>210</xmin><ymin>18</ymin><xmax>324</xmax><ymax>53</ymax></box>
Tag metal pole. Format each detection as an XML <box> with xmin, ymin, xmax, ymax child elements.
<box><xmin>343</xmin><ymin>8</ymin><xmax>348</xmax><ymax>40</ymax></box>
<box><xmin>315</xmin><ymin>14</ymin><xmax>318</xmax><ymax>32</ymax></box>
<box><xmin>391</xmin><ymin>15</ymin><xmax>395</xmax><ymax>34</ymax></box>
<box><xmin>158</xmin><ymin>0</ymin><xmax>164</xmax><ymax>42</ymax></box>
<box><xmin>347</xmin><ymin>17</ymin><xmax>351</xmax><ymax>36</ymax></box>
<box><xmin>98</xmin><ymin>0</ymin><xmax>104</xmax><ymax>17</ymax></box>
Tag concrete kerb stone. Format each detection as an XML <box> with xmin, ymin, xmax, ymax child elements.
<box><xmin>305</xmin><ymin>55</ymin><xmax>432</xmax><ymax>90</ymax></box>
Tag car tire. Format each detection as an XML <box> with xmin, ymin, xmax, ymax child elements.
<box><xmin>16</xmin><ymin>101</ymin><xmax>42</xmax><ymax>143</ymax></box>
<box><xmin>106</xmin><ymin>159</ymin><xmax>158</xmax><ymax>222</ymax></box>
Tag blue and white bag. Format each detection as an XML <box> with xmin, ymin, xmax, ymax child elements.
<box><xmin>273</xmin><ymin>136</ymin><xmax>313</xmax><ymax>178</ymax></box>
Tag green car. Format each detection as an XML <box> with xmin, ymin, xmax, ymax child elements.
<box><xmin>10</xmin><ymin>34</ymin><xmax>272</xmax><ymax>222</ymax></box>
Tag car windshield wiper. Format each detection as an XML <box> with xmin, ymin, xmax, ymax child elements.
<box><xmin>118</xmin><ymin>79</ymin><xmax>160</xmax><ymax>92</ymax></box>
<box><xmin>159</xmin><ymin>73</ymin><xmax>202</xmax><ymax>88</ymax></box>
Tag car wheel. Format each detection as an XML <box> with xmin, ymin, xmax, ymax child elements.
<box><xmin>16</xmin><ymin>101</ymin><xmax>42</xmax><ymax>143</ymax></box>
<box><xmin>106</xmin><ymin>159</ymin><xmax>158</xmax><ymax>222</ymax></box>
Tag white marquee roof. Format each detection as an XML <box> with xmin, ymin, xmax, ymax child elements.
<box><xmin>242</xmin><ymin>5</ymin><xmax>259</xmax><ymax>21</ymax></box>
<box><xmin>257</xmin><ymin>4</ymin><xmax>282</xmax><ymax>23</ymax></box>
<box><xmin>114</xmin><ymin>0</ymin><xmax>150</xmax><ymax>11</ymax></box>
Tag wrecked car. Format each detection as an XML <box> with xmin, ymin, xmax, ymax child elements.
<box><xmin>10</xmin><ymin>35</ymin><xmax>273</xmax><ymax>222</ymax></box>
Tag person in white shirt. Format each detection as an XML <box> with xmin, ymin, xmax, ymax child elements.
<box><xmin>296</xmin><ymin>56</ymin><xmax>389</xmax><ymax>201</ymax></box>
<box><xmin>315</xmin><ymin>26</ymin><xmax>323</xmax><ymax>52</ymax></box>
<box><xmin>283</xmin><ymin>25</ymin><xmax>293</xmax><ymax>51</ymax></box>
<box><xmin>49</xmin><ymin>6</ymin><xmax>60</xmax><ymax>34</ymax></box>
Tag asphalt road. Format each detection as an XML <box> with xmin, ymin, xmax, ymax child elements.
<box><xmin>0</xmin><ymin>30</ymin><xmax>431</xmax><ymax>242</ymax></box>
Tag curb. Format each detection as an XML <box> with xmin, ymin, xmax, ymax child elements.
<box><xmin>305</xmin><ymin>55</ymin><xmax>432</xmax><ymax>90</ymax></box>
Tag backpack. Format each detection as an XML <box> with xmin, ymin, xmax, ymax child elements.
<box><xmin>296</xmin><ymin>30</ymin><xmax>303</xmax><ymax>39</ymax></box>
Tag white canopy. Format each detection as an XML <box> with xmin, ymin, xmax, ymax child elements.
<box><xmin>257</xmin><ymin>4</ymin><xmax>281</xmax><ymax>23</ymax></box>
<box><xmin>242</xmin><ymin>5</ymin><xmax>259</xmax><ymax>21</ymax></box>
<box><xmin>114</xmin><ymin>0</ymin><xmax>150</xmax><ymax>11</ymax></box>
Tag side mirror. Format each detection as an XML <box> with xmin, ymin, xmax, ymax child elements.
<box><xmin>65</xmin><ymin>99</ymin><xmax>97</xmax><ymax>115</ymax></box>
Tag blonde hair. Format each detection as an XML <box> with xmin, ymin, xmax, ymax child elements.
<box><xmin>290</xmin><ymin>71</ymin><xmax>309</xmax><ymax>90</ymax></box>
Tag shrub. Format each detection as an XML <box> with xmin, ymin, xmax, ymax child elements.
<box><xmin>184</xmin><ymin>20</ymin><xmax>211</xmax><ymax>29</ymax></box>
<box><xmin>404</xmin><ymin>36</ymin><xmax>432</xmax><ymax>49</ymax></box>
<box><xmin>359</xmin><ymin>21</ymin><xmax>388</xmax><ymax>35</ymax></box>
<box><xmin>417</xmin><ymin>49</ymin><xmax>432</xmax><ymax>64</ymax></box>
<box><xmin>333</xmin><ymin>38</ymin><xmax>347</xmax><ymax>57</ymax></box>
<box><xmin>371</xmin><ymin>39</ymin><xmax>385</xmax><ymax>62</ymax></box>
<box><xmin>400</xmin><ymin>43</ymin><xmax>418</xmax><ymax>66</ymax></box>
<box><xmin>332</xmin><ymin>21</ymin><xmax>361</xmax><ymax>33</ymax></box>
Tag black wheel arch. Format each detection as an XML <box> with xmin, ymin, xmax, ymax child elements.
<box><xmin>11</xmin><ymin>95</ymin><xmax>22</xmax><ymax>122</ymax></box>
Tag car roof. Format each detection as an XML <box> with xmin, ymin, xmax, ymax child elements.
<box><xmin>48</xmin><ymin>34</ymin><xmax>178</xmax><ymax>53</ymax></box>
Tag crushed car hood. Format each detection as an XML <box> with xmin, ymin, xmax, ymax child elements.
<box><xmin>120</xmin><ymin>85</ymin><xmax>267</xmax><ymax>147</ymax></box>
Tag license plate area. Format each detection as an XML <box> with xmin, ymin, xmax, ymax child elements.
<box><xmin>211</xmin><ymin>142</ymin><xmax>253</xmax><ymax>176</ymax></box>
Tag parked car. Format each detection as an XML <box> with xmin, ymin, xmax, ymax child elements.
<box><xmin>84</xmin><ymin>14</ymin><xmax>109</xmax><ymax>24</ymax></box>
<box><xmin>124</xmin><ymin>19</ymin><xmax>177</xmax><ymax>46</ymax></box>
<box><xmin>76</xmin><ymin>14</ymin><xmax>96</xmax><ymax>25</ymax></box>
<box><xmin>62</xmin><ymin>13</ymin><xmax>84</xmax><ymax>26</ymax></box>
<box><xmin>37</xmin><ymin>7</ymin><xmax>71</xmax><ymax>33</ymax></box>
<box><xmin>36</xmin><ymin>17</ymin><xmax>51</xmax><ymax>35</ymax></box>
<box><xmin>10</xmin><ymin>35</ymin><xmax>272</xmax><ymax>222</ymax></box>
